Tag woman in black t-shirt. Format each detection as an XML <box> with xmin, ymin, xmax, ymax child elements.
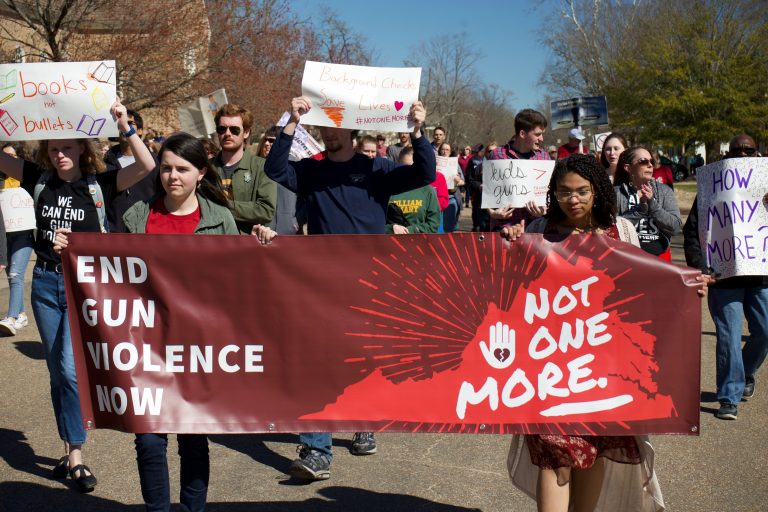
<box><xmin>0</xmin><ymin>98</ymin><xmax>155</xmax><ymax>492</ymax></box>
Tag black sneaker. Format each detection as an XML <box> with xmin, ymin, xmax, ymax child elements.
<box><xmin>289</xmin><ymin>445</ymin><xmax>331</xmax><ymax>480</ymax></box>
<box><xmin>715</xmin><ymin>403</ymin><xmax>738</xmax><ymax>420</ymax></box>
<box><xmin>350</xmin><ymin>432</ymin><xmax>377</xmax><ymax>455</ymax></box>
<box><xmin>743</xmin><ymin>376</ymin><xmax>755</xmax><ymax>400</ymax></box>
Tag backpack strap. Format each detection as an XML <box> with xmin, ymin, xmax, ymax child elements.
<box><xmin>86</xmin><ymin>173</ymin><xmax>108</xmax><ymax>233</ymax></box>
<box><xmin>33</xmin><ymin>170</ymin><xmax>108</xmax><ymax>233</ymax></box>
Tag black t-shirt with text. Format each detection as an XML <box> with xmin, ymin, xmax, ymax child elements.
<box><xmin>22</xmin><ymin>161</ymin><xmax>118</xmax><ymax>265</ymax></box>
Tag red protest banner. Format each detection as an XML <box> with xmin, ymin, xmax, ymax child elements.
<box><xmin>62</xmin><ymin>232</ymin><xmax>701</xmax><ymax>436</ymax></box>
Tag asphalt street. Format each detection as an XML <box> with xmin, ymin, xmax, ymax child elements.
<box><xmin>0</xmin><ymin>196</ymin><xmax>766</xmax><ymax>512</ymax></box>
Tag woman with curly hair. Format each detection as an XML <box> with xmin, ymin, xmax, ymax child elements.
<box><xmin>499</xmin><ymin>154</ymin><xmax>683</xmax><ymax>511</ymax></box>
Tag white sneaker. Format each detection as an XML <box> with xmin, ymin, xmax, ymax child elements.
<box><xmin>0</xmin><ymin>317</ymin><xmax>17</xmax><ymax>336</ymax></box>
<box><xmin>14</xmin><ymin>313</ymin><xmax>28</xmax><ymax>330</ymax></box>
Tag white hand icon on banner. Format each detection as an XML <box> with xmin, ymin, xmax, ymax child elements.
<box><xmin>479</xmin><ymin>321</ymin><xmax>516</xmax><ymax>369</ymax></box>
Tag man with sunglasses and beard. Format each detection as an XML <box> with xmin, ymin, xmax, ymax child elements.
<box><xmin>684</xmin><ymin>133</ymin><xmax>768</xmax><ymax>421</ymax></box>
<box><xmin>210</xmin><ymin>104</ymin><xmax>276</xmax><ymax>233</ymax></box>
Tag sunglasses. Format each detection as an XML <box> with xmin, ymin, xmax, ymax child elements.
<box><xmin>216</xmin><ymin>125</ymin><xmax>242</xmax><ymax>136</ymax></box>
<box><xmin>264</xmin><ymin>137</ymin><xmax>275</xmax><ymax>143</ymax></box>
<box><xmin>632</xmin><ymin>157</ymin><xmax>655</xmax><ymax>167</ymax></box>
<box><xmin>732</xmin><ymin>145</ymin><xmax>756</xmax><ymax>156</ymax></box>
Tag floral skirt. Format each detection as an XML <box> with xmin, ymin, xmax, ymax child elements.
<box><xmin>526</xmin><ymin>434</ymin><xmax>641</xmax><ymax>470</ymax></box>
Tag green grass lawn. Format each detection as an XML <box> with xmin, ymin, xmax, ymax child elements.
<box><xmin>675</xmin><ymin>181</ymin><xmax>698</xmax><ymax>193</ymax></box>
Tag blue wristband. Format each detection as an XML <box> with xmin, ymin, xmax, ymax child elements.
<box><xmin>120</xmin><ymin>125</ymin><xmax>136</xmax><ymax>138</ymax></box>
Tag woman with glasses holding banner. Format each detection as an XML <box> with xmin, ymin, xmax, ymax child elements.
<box><xmin>56</xmin><ymin>132</ymin><xmax>237</xmax><ymax>510</ymax></box>
<box><xmin>614</xmin><ymin>146</ymin><xmax>682</xmax><ymax>261</ymax></box>
<box><xmin>499</xmin><ymin>154</ymin><xmax>666</xmax><ymax>512</ymax></box>
<box><xmin>0</xmin><ymin>98</ymin><xmax>155</xmax><ymax>493</ymax></box>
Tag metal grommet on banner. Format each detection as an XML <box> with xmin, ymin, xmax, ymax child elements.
<box><xmin>478</xmin><ymin>234</ymin><xmax>485</xmax><ymax>242</ymax></box>
<box><xmin>479</xmin><ymin>423</ymin><xmax>486</xmax><ymax>431</ymax></box>
<box><xmin>86</xmin><ymin>420</ymin><xmax>93</xmax><ymax>429</ymax></box>
<box><xmin>691</xmin><ymin>425</ymin><xmax>698</xmax><ymax>433</ymax></box>
<box><xmin>267</xmin><ymin>423</ymin><xmax>276</xmax><ymax>431</ymax></box>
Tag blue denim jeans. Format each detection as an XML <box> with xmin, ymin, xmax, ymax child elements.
<box><xmin>31</xmin><ymin>265</ymin><xmax>86</xmax><ymax>444</ymax></box>
<box><xmin>443</xmin><ymin>194</ymin><xmax>460</xmax><ymax>233</ymax></box>
<box><xmin>135</xmin><ymin>434</ymin><xmax>209</xmax><ymax>512</ymax></box>
<box><xmin>5</xmin><ymin>230</ymin><xmax>33</xmax><ymax>318</ymax></box>
<box><xmin>708</xmin><ymin>286</ymin><xmax>768</xmax><ymax>405</ymax></box>
<box><xmin>299</xmin><ymin>432</ymin><xmax>333</xmax><ymax>460</ymax></box>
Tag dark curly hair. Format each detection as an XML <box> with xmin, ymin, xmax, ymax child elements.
<box><xmin>545</xmin><ymin>153</ymin><xmax>617</xmax><ymax>229</ymax></box>
<box><xmin>614</xmin><ymin>145</ymin><xmax>652</xmax><ymax>186</ymax></box>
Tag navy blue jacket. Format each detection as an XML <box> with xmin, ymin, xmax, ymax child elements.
<box><xmin>265</xmin><ymin>131</ymin><xmax>436</xmax><ymax>234</ymax></box>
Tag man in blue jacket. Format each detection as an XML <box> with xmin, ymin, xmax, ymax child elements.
<box><xmin>265</xmin><ymin>96</ymin><xmax>435</xmax><ymax>480</ymax></box>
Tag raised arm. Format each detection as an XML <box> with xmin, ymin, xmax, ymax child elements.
<box><xmin>112</xmin><ymin>98</ymin><xmax>156</xmax><ymax>191</ymax></box>
<box><xmin>264</xmin><ymin>97</ymin><xmax>313</xmax><ymax>193</ymax></box>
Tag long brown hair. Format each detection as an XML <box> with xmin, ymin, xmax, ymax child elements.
<box><xmin>37</xmin><ymin>139</ymin><xmax>106</xmax><ymax>175</ymax></box>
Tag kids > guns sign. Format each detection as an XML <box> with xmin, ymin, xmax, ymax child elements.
<box><xmin>300</xmin><ymin>61</ymin><xmax>421</xmax><ymax>131</ymax></box>
<box><xmin>0</xmin><ymin>60</ymin><xmax>118</xmax><ymax>141</ymax></box>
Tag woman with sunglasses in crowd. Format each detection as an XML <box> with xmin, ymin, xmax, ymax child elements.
<box><xmin>614</xmin><ymin>146</ymin><xmax>682</xmax><ymax>261</ymax></box>
<box><xmin>0</xmin><ymin>99</ymin><xmax>155</xmax><ymax>493</ymax></box>
<box><xmin>56</xmin><ymin>132</ymin><xmax>237</xmax><ymax>510</ymax></box>
<box><xmin>498</xmin><ymin>154</ymin><xmax>700</xmax><ymax>511</ymax></box>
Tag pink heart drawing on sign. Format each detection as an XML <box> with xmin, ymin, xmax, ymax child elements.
<box><xmin>394</xmin><ymin>101</ymin><xmax>404</xmax><ymax>111</ymax></box>
<box><xmin>493</xmin><ymin>348</ymin><xmax>510</xmax><ymax>363</ymax></box>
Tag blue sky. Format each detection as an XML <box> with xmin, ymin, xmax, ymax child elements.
<box><xmin>291</xmin><ymin>0</ymin><xmax>556</xmax><ymax>111</ymax></box>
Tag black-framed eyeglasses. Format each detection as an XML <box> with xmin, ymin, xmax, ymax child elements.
<box><xmin>264</xmin><ymin>137</ymin><xmax>275</xmax><ymax>143</ymax></box>
<box><xmin>732</xmin><ymin>145</ymin><xmax>756</xmax><ymax>156</ymax></box>
<box><xmin>216</xmin><ymin>125</ymin><xmax>242</xmax><ymax>136</ymax></box>
<box><xmin>632</xmin><ymin>157</ymin><xmax>655</xmax><ymax>167</ymax></box>
<box><xmin>555</xmin><ymin>188</ymin><xmax>592</xmax><ymax>202</ymax></box>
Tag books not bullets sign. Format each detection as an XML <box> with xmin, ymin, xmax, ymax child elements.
<box><xmin>300</xmin><ymin>61</ymin><xmax>421</xmax><ymax>131</ymax></box>
<box><xmin>481</xmin><ymin>159</ymin><xmax>555</xmax><ymax>209</ymax></box>
<box><xmin>0</xmin><ymin>60</ymin><xmax>118</xmax><ymax>141</ymax></box>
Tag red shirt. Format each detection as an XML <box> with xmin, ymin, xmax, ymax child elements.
<box><xmin>430</xmin><ymin>172</ymin><xmax>450</xmax><ymax>211</ymax></box>
<box><xmin>376</xmin><ymin>145</ymin><xmax>388</xmax><ymax>158</ymax></box>
<box><xmin>146</xmin><ymin>197</ymin><xmax>201</xmax><ymax>234</ymax></box>
<box><xmin>557</xmin><ymin>143</ymin><xmax>588</xmax><ymax>159</ymax></box>
<box><xmin>652</xmin><ymin>165</ymin><xmax>674</xmax><ymax>187</ymax></box>
<box><xmin>458</xmin><ymin>154</ymin><xmax>471</xmax><ymax>172</ymax></box>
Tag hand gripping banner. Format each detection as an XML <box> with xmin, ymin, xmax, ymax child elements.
<box><xmin>62</xmin><ymin>232</ymin><xmax>702</xmax><ymax>435</ymax></box>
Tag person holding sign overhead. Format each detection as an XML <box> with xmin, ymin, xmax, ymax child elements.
<box><xmin>683</xmin><ymin>134</ymin><xmax>768</xmax><ymax>421</ymax></box>
<box><xmin>265</xmin><ymin>94</ymin><xmax>435</xmax><ymax>481</ymax></box>
<box><xmin>0</xmin><ymin>97</ymin><xmax>155</xmax><ymax>493</ymax></box>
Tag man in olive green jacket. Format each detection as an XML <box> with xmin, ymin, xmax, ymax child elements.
<box><xmin>210</xmin><ymin>104</ymin><xmax>277</xmax><ymax>234</ymax></box>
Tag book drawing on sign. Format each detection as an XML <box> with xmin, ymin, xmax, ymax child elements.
<box><xmin>0</xmin><ymin>69</ymin><xmax>16</xmax><ymax>90</ymax></box>
<box><xmin>0</xmin><ymin>108</ymin><xmax>18</xmax><ymax>136</ymax></box>
<box><xmin>89</xmin><ymin>61</ymin><xmax>115</xmax><ymax>84</ymax></box>
<box><xmin>91</xmin><ymin>86</ymin><xmax>109</xmax><ymax>110</ymax></box>
<box><xmin>76</xmin><ymin>114</ymin><xmax>106</xmax><ymax>137</ymax></box>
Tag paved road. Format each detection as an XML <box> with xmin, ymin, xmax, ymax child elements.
<box><xmin>0</xmin><ymin>200</ymin><xmax>766</xmax><ymax>511</ymax></box>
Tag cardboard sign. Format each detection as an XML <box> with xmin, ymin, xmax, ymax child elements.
<box><xmin>178</xmin><ymin>88</ymin><xmax>228</xmax><ymax>138</ymax></box>
<box><xmin>0</xmin><ymin>61</ymin><xmax>118</xmax><ymax>140</ymax></box>
<box><xmin>277</xmin><ymin>111</ymin><xmax>324</xmax><ymax>161</ymax></box>
<box><xmin>437</xmin><ymin>156</ymin><xmax>459</xmax><ymax>190</ymax></box>
<box><xmin>0</xmin><ymin>187</ymin><xmax>35</xmax><ymax>232</ymax></box>
<box><xmin>481</xmin><ymin>159</ymin><xmax>555</xmax><ymax>208</ymax></box>
<box><xmin>300</xmin><ymin>61</ymin><xmax>421</xmax><ymax>131</ymax></box>
<box><xmin>63</xmin><ymin>232</ymin><xmax>701</xmax><ymax>436</ymax></box>
<box><xmin>594</xmin><ymin>132</ymin><xmax>611</xmax><ymax>153</ymax></box>
<box><xmin>696</xmin><ymin>158</ymin><xmax>768</xmax><ymax>278</ymax></box>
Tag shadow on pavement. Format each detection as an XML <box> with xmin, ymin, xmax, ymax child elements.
<box><xmin>12</xmin><ymin>340</ymin><xmax>45</xmax><ymax>361</ymax></box>
<box><xmin>0</xmin><ymin>482</ymin><xmax>482</xmax><ymax>512</ymax></box>
<box><xmin>210</xmin><ymin>434</ymin><xmax>363</xmax><ymax>476</ymax></box>
<box><xmin>0</xmin><ymin>429</ymin><xmax>59</xmax><ymax>480</ymax></box>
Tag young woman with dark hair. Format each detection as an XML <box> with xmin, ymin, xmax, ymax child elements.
<box><xmin>499</xmin><ymin>154</ymin><xmax>704</xmax><ymax>511</ymax></box>
<box><xmin>599</xmin><ymin>132</ymin><xmax>628</xmax><ymax>184</ymax></box>
<box><xmin>55</xmin><ymin>132</ymin><xmax>236</xmax><ymax>508</ymax></box>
